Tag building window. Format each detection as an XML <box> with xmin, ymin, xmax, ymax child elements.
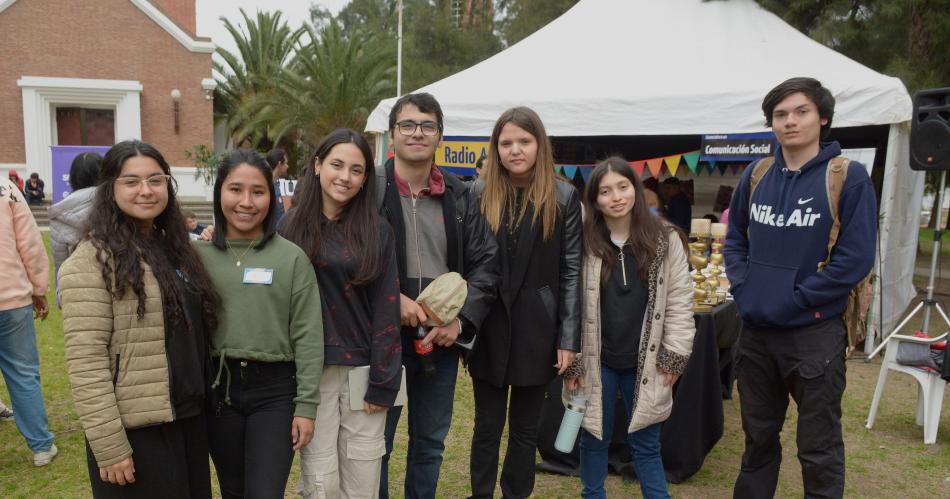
<box><xmin>56</xmin><ymin>107</ymin><xmax>115</xmax><ymax>146</ymax></box>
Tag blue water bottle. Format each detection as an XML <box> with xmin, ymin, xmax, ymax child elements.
<box><xmin>555</xmin><ymin>393</ymin><xmax>587</xmax><ymax>453</ymax></box>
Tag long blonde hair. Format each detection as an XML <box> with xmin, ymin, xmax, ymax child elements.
<box><xmin>479</xmin><ymin>107</ymin><xmax>558</xmax><ymax>240</ymax></box>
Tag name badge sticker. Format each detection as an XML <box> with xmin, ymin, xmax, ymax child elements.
<box><xmin>243</xmin><ymin>267</ymin><xmax>274</xmax><ymax>285</ymax></box>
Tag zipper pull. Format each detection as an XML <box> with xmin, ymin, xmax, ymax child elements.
<box><xmin>619</xmin><ymin>250</ymin><xmax>627</xmax><ymax>286</ymax></box>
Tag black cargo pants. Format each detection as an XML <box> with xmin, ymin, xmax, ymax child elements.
<box><xmin>733</xmin><ymin>318</ymin><xmax>847</xmax><ymax>499</ymax></box>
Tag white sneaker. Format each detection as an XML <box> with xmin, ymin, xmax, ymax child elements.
<box><xmin>33</xmin><ymin>444</ymin><xmax>58</xmax><ymax>467</ymax></box>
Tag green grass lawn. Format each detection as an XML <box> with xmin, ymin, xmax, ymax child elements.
<box><xmin>2</xmin><ymin>235</ymin><xmax>949</xmax><ymax>497</ymax></box>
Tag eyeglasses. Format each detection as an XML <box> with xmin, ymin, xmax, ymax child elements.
<box><xmin>115</xmin><ymin>175</ymin><xmax>171</xmax><ymax>189</ymax></box>
<box><xmin>395</xmin><ymin>120</ymin><xmax>441</xmax><ymax>136</ymax></box>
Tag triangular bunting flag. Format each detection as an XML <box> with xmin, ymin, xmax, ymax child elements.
<box><xmin>718</xmin><ymin>164</ymin><xmax>728</xmax><ymax>176</ymax></box>
<box><xmin>705</xmin><ymin>161</ymin><xmax>717</xmax><ymax>175</ymax></box>
<box><xmin>664</xmin><ymin>155</ymin><xmax>682</xmax><ymax>177</ymax></box>
<box><xmin>563</xmin><ymin>165</ymin><xmax>578</xmax><ymax>180</ymax></box>
<box><xmin>556</xmin><ymin>165</ymin><xmax>564</xmax><ymax>176</ymax></box>
<box><xmin>645</xmin><ymin>158</ymin><xmax>663</xmax><ymax>178</ymax></box>
<box><xmin>579</xmin><ymin>166</ymin><xmax>593</xmax><ymax>182</ymax></box>
<box><xmin>630</xmin><ymin>161</ymin><xmax>645</xmax><ymax>177</ymax></box>
<box><xmin>682</xmin><ymin>151</ymin><xmax>700</xmax><ymax>174</ymax></box>
<box><xmin>730</xmin><ymin>164</ymin><xmax>741</xmax><ymax>175</ymax></box>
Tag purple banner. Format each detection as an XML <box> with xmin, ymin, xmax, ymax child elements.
<box><xmin>50</xmin><ymin>145</ymin><xmax>111</xmax><ymax>202</ymax></box>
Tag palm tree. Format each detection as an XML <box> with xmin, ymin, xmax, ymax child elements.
<box><xmin>214</xmin><ymin>9</ymin><xmax>302</xmax><ymax>148</ymax></box>
<box><xmin>234</xmin><ymin>22</ymin><xmax>396</xmax><ymax>149</ymax></box>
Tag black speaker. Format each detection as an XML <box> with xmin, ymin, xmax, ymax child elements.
<box><xmin>911</xmin><ymin>87</ymin><xmax>950</xmax><ymax>171</ymax></box>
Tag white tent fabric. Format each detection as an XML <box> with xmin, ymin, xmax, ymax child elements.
<box><xmin>365</xmin><ymin>0</ymin><xmax>910</xmax><ymax>136</ymax></box>
<box><xmin>366</xmin><ymin>0</ymin><xmax>922</xmax><ymax>340</ymax></box>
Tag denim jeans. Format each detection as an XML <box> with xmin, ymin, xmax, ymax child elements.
<box><xmin>0</xmin><ymin>305</ymin><xmax>54</xmax><ymax>453</ymax></box>
<box><xmin>579</xmin><ymin>364</ymin><xmax>669</xmax><ymax>499</ymax></box>
<box><xmin>380</xmin><ymin>343</ymin><xmax>459</xmax><ymax>499</ymax></box>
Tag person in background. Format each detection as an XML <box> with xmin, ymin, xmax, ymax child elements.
<box><xmin>377</xmin><ymin>92</ymin><xmax>499</xmax><ymax>499</ymax></box>
<box><xmin>467</xmin><ymin>106</ymin><xmax>581</xmax><ymax>499</ymax></box>
<box><xmin>183</xmin><ymin>210</ymin><xmax>207</xmax><ymax>237</ymax></box>
<box><xmin>8</xmin><ymin>170</ymin><xmax>24</xmax><ymax>192</ymax></box>
<box><xmin>643</xmin><ymin>186</ymin><xmax>661</xmax><ymax>215</ymax></box>
<box><xmin>0</xmin><ymin>173</ymin><xmax>56</xmax><ymax>467</ymax></box>
<box><xmin>661</xmin><ymin>177</ymin><xmax>691</xmax><ymax>233</ymax></box>
<box><xmin>475</xmin><ymin>155</ymin><xmax>486</xmax><ymax>178</ymax></box>
<box><xmin>282</xmin><ymin>129</ymin><xmax>401</xmax><ymax>498</ymax></box>
<box><xmin>49</xmin><ymin>152</ymin><xmax>102</xmax><ymax>277</ymax></box>
<box><xmin>60</xmin><ymin>140</ymin><xmax>221</xmax><ymax>495</ymax></box>
<box><xmin>196</xmin><ymin>149</ymin><xmax>324</xmax><ymax>498</ymax></box>
<box><xmin>24</xmin><ymin>173</ymin><xmax>45</xmax><ymax>205</ymax></box>
<box><xmin>725</xmin><ymin>77</ymin><xmax>877</xmax><ymax>498</ymax></box>
<box><xmin>564</xmin><ymin>156</ymin><xmax>694</xmax><ymax>499</ymax></box>
<box><xmin>267</xmin><ymin>148</ymin><xmax>290</xmax><ymax>220</ymax></box>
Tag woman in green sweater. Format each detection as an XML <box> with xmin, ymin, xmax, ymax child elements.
<box><xmin>195</xmin><ymin>149</ymin><xmax>324</xmax><ymax>498</ymax></box>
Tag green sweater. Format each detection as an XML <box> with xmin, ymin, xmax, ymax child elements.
<box><xmin>195</xmin><ymin>235</ymin><xmax>324</xmax><ymax>419</ymax></box>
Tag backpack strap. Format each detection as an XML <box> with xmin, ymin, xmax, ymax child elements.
<box><xmin>375</xmin><ymin>167</ymin><xmax>387</xmax><ymax>213</ymax></box>
<box><xmin>748</xmin><ymin>157</ymin><xmax>775</xmax><ymax>205</ymax></box>
<box><xmin>818</xmin><ymin>156</ymin><xmax>851</xmax><ymax>271</ymax></box>
<box><xmin>745</xmin><ymin>157</ymin><xmax>775</xmax><ymax>239</ymax></box>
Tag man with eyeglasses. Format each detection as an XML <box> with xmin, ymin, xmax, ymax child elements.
<box><xmin>376</xmin><ymin>93</ymin><xmax>499</xmax><ymax>499</ymax></box>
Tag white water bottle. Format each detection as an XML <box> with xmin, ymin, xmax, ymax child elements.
<box><xmin>555</xmin><ymin>393</ymin><xmax>587</xmax><ymax>453</ymax></box>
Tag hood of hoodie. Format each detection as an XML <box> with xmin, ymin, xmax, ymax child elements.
<box><xmin>48</xmin><ymin>187</ymin><xmax>96</xmax><ymax>232</ymax></box>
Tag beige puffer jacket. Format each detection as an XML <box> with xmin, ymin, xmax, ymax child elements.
<box><xmin>59</xmin><ymin>240</ymin><xmax>173</xmax><ymax>467</ymax></box>
<box><xmin>565</xmin><ymin>228</ymin><xmax>695</xmax><ymax>438</ymax></box>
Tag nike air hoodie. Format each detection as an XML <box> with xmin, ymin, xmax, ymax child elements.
<box><xmin>724</xmin><ymin>141</ymin><xmax>877</xmax><ymax>329</ymax></box>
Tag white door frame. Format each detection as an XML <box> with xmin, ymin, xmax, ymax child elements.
<box><xmin>17</xmin><ymin>76</ymin><xmax>142</xmax><ymax>182</ymax></box>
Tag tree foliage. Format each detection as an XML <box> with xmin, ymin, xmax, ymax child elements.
<box><xmin>311</xmin><ymin>0</ymin><xmax>503</xmax><ymax>93</ymax></box>
<box><xmin>754</xmin><ymin>0</ymin><xmax>949</xmax><ymax>94</ymax></box>
<box><xmin>496</xmin><ymin>0</ymin><xmax>579</xmax><ymax>46</ymax></box>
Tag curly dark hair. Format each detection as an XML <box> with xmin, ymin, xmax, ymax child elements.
<box><xmin>87</xmin><ymin>140</ymin><xmax>219</xmax><ymax>332</ymax></box>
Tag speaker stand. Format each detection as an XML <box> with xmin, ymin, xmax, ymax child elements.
<box><xmin>868</xmin><ymin>170</ymin><xmax>950</xmax><ymax>360</ymax></box>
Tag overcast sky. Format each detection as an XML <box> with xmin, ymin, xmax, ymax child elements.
<box><xmin>196</xmin><ymin>0</ymin><xmax>350</xmax><ymax>57</ymax></box>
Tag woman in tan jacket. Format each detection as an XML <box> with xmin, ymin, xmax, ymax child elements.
<box><xmin>564</xmin><ymin>157</ymin><xmax>695</xmax><ymax>499</ymax></box>
<box><xmin>59</xmin><ymin>140</ymin><xmax>220</xmax><ymax>497</ymax></box>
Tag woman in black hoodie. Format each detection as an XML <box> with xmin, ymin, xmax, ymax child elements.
<box><xmin>280</xmin><ymin>129</ymin><xmax>401</xmax><ymax>498</ymax></box>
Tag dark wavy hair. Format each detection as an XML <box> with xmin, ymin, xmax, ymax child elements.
<box><xmin>87</xmin><ymin>140</ymin><xmax>219</xmax><ymax>331</ymax></box>
<box><xmin>211</xmin><ymin>149</ymin><xmax>279</xmax><ymax>250</ymax></box>
<box><xmin>69</xmin><ymin>152</ymin><xmax>102</xmax><ymax>190</ymax></box>
<box><xmin>280</xmin><ymin>129</ymin><xmax>382</xmax><ymax>285</ymax></box>
<box><xmin>583</xmin><ymin>157</ymin><xmax>685</xmax><ymax>283</ymax></box>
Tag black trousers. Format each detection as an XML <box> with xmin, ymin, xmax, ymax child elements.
<box><xmin>85</xmin><ymin>414</ymin><xmax>210</xmax><ymax>499</ymax></box>
<box><xmin>208</xmin><ymin>359</ymin><xmax>297</xmax><ymax>499</ymax></box>
<box><xmin>733</xmin><ymin>319</ymin><xmax>847</xmax><ymax>499</ymax></box>
<box><xmin>469</xmin><ymin>378</ymin><xmax>546</xmax><ymax>499</ymax></box>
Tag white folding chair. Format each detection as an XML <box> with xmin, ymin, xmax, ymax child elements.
<box><xmin>866</xmin><ymin>332</ymin><xmax>948</xmax><ymax>444</ymax></box>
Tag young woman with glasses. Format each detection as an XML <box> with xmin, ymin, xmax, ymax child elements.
<box><xmin>60</xmin><ymin>140</ymin><xmax>221</xmax><ymax>497</ymax></box>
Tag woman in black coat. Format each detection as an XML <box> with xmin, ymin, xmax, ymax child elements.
<box><xmin>467</xmin><ymin>106</ymin><xmax>582</xmax><ymax>499</ymax></box>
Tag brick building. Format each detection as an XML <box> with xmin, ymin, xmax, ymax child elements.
<box><xmin>0</xmin><ymin>0</ymin><xmax>215</xmax><ymax>198</ymax></box>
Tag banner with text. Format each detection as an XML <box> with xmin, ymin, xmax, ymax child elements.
<box><xmin>700</xmin><ymin>132</ymin><xmax>775</xmax><ymax>162</ymax></box>
<box><xmin>438</xmin><ymin>136</ymin><xmax>489</xmax><ymax>176</ymax></box>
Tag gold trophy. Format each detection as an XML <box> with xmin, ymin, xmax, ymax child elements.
<box><xmin>710</xmin><ymin>223</ymin><xmax>730</xmax><ymax>295</ymax></box>
<box><xmin>689</xmin><ymin>219</ymin><xmax>719</xmax><ymax>313</ymax></box>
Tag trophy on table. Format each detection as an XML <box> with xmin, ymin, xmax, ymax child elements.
<box><xmin>689</xmin><ymin>218</ymin><xmax>725</xmax><ymax>313</ymax></box>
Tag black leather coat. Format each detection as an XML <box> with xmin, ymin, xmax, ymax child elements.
<box><xmin>467</xmin><ymin>179</ymin><xmax>583</xmax><ymax>387</ymax></box>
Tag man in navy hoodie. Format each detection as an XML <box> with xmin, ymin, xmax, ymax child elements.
<box><xmin>725</xmin><ymin>77</ymin><xmax>877</xmax><ymax>498</ymax></box>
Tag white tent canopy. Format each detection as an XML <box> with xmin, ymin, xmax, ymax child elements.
<box><xmin>366</xmin><ymin>0</ymin><xmax>922</xmax><ymax>348</ymax></box>
<box><xmin>365</xmin><ymin>0</ymin><xmax>910</xmax><ymax>136</ymax></box>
